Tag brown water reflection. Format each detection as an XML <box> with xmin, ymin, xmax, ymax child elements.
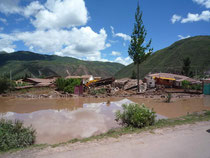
<box><xmin>0</xmin><ymin>97</ymin><xmax>123</xmax><ymax>114</ymax></box>
<box><xmin>129</xmin><ymin>96</ymin><xmax>210</xmax><ymax>118</ymax></box>
<box><xmin>0</xmin><ymin>96</ymin><xmax>210</xmax><ymax>144</ymax></box>
<box><xmin>0</xmin><ymin>97</ymin><xmax>127</xmax><ymax>144</ymax></box>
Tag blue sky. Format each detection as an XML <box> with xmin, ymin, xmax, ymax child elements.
<box><xmin>0</xmin><ymin>0</ymin><xmax>209</xmax><ymax>65</ymax></box>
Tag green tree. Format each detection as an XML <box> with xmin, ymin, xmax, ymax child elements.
<box><xmin>128</xmin><ymin>3</ymin><xmax>153</xmax><ymax>92</ymax></box>
<box><xmin>182</xmin><ymin>57</ymin><xmax>193</xmax><ymax>77</ymax></box>
<box><xmin>0</xmin><ymin>78</ymin><xmax>15</xmax><ymax>94</ymax></box>
<box><xmin>131</xmin><ymin>70</ymin><xmax>137</xmax><ymax>79</ymax></box>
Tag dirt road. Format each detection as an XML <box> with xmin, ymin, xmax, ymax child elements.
<box><xmin>2</xmin><ymin>121</ymin><xmax>210</xmax><ymax>158</ymax></box>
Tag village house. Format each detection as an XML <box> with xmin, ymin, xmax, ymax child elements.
<box><xmin>15</xmin><ymin>79</ymin><xmax>24</xmax><ymax>85</ymax></box>
<box><xmin>145</xmin><ymin>73</ymin><xmax>201</xmax><ymax>88</ymax></box>
<box><xmin>22</xmin><ymin>78</ymin><xmax>56</xmax><ymax>87</ymax></box>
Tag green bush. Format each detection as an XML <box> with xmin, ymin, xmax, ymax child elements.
<box><xmin>90</xmin><ymin>88</ymin><xmax>106</xmax><ymax>95</ymax></box>
<box><xmin>191</xmin><ymin>84</ymin><xmax>202</xmax><ymax>90</ymax></box>
<box><xmin>55</xmin><ymin>78</ymin><xmax>81</xmax><ymax>93</ymax></box>
<box><xmin>0</xmin><ymin>78</ymin><xmax>15</xmax><ymax>94</ymax></box>
<box><xmin>182</xmin><ymin>80</ymin><xmax>191</xmax><ymax>90</ymax></box>
<box><xmin>182</xmin><ymin>80</ymin><xmax>202</xmax><ymax>91</ymax></box>
<box><xmin>55</xmin><ymin>78</ymin><xmax>66</xmax><ymax>91</ymax></box>
<box><xmin>0</xmin><ymin>119</ymin><xmax>36</xmax><ymax>151</ymax></box>
<box><xmin>115</xmin><ymin>103</ymin><xmax>156</xmax><ymax>128</ymax></box>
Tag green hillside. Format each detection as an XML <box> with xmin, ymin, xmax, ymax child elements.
<box><xmin>115</xmin><ymin>36</ymin><xmax>210</xmax><ymax>79</ymax></box>
<box><xmin>0</xmin><ymin>51</ymin><xmax>124</xmax><ymax>79</ymax></box>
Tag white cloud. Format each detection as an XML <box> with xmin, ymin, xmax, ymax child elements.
<box><xmin>172</xmin><ymin>0</ymin><xmax>210</xmax><ymax>24</ymax></box>
<box><xmin>115</xmin><ymin>33</ymin><xmax>131</xmax><ymax>41</ymax></box>
<box><xmin>178</xmin><ymin>35</ymin><xmax>191</xmax><ymax>40</ymax></box>
<box><xmin>111</xmin><ymin>26</ymin><xmax>131</xmax><ymax>41</ymax></box>
<box><xmin>2</xmin><ymin>48</ymin><xmax>15</xmax><ymax>53</ymax></box>
<box><xmin>0</xmin><ymin>0</ymin><xmax>88</xmax><ymax>30</ymax></box>
<box><xmin>0</xmin><ymin>0</ymin><xmax>21</xmax><ymax>14</ymax></box>
<box><xmin>32</xmin><ymin>0</ymin><xmax>88</xmax><ymax>30</ymax></box>
<box><xmin>114</xmin><ymin>56</ymin><xmax>132</xmax><ymax>66</ymax></box>
<box><xmin>181</xmin><ymin>10</ymin><xmax>210</xmax><ymax>23</ymax></box>
<box><xmin>0</xmin><ymin>34</ymin><xmax>17</xmax><ymax>53</ymax></box>
<box><xmin>23</xmin><ymin>1</ymin><xmax>44</xmax><ymax>17</ymax></box>
<box><xmin>0</xmin><ymin>18</ymin><xmax>7</xmax><ymax>24</ymax></box>
<box><xmin>15</xmin><ymin>27</ymin><xmax>107</xmax><ymax>60</ymax></box>
<box><xmin>193</xmin><ymin>0</ymin><xmax>210</xmax><ymax>8</ymax></box>
<box><xmin>111</xmin><ymin>51</ymin><xmax>121</xmax><ymax>56</ymax></box>
<box><xmin>171</xmin><ymin>14</ymin><xmax>182</xmax><ymax>24</ymax></box>
<box><xmin>0</xmin><ymin>0</ymin><xmax>110</xmax><ymax>61</ymax></box>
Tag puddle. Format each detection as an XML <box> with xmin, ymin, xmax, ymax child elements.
<box><xmin>0</xmin><ymin>96</ymin><xmax>210</xmax><ymax>144</ymax></box>
<box><xmin>0</xmin><ymin>98</ymin><xmax>131</xmax><ymax>144</ymax></box>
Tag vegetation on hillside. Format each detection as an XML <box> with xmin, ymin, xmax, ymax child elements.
<box><xmin>115</xmin><ymin>36</ymin><xmax>210</xmax><ymax>79</ymax></box>
<box><xmin>0</xmin><ymin>51</ymin><xmax>125</xmax><ymax>80</ymax></box>
<box><xmin>182</xmin><ymin>57</ymin><xmax>193</xmax><ymax>77</ymax></box>
<box><xmin>0</xmin><ymin>119</ymin><xmax>36</xmax><ymax>151</ymax></box>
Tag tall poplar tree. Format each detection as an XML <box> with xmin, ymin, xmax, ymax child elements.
<box><xmin>128</xmin><ymin>3</ymin><xmax>153</xmax><ymax>92</ymax></box>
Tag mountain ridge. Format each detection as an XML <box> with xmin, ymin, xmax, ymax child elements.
<box><xmin>115</xmin><ymin>35</ymin><xmax>210</xmax><ymax>79</ymax></box>
<box><xmin>0</xmin><ymin>51</ymin><xmax>125</xmax><ymax>79</ymax></box>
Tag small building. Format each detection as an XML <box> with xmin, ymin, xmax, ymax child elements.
<box><xmin>94</xmin><ymin>77</ymin><xmax>102</xmax><ymax>80</ymax></box>
<box><xmin>81</xmin><ymin>75</ymin><xmax>94</xmax><ymax>84</ymax></box>
<box><xmin>203</xmin><ymin>78</ymin><xmax>210</xmax><ymax>95</ymax></box>
<box><xmin>15</xmin><ymin>79</ymin><xmax>24</xmax><ymax>85</ymax></box>
<box><xmin>145</xmin><ymin>73</ymin><xmax>201</xmax><ymax>88</ymax></box>
<box><xmin>45</xmin><ymin>75</ymin><xmax>61</xmax><ymax>80</ymax></box>
<box><xmin>22</xmin><ymin>78</ymin><xmax>55</xmax><ymax>87</ymax></box>
<box><xmin>65</xmin><ymin>76</ymin><xmax>82</xmax><ymax>79</ymax></box>
<box><xmin>144</xmin><ymin>76</ymin><xmax>155</xmax><ymax>88</ymax></box>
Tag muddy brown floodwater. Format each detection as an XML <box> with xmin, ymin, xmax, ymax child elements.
<box><xmin>0</xmin><ymin>96</ymin><xmax>210</xmax><ymax>144</ymax></box>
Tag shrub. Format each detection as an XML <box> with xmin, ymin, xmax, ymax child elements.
<box><xmin>89</xmin><ymin>88</ymin><xmax>106</xmax><ymax>95</ymax></box>
<box><xmin>0</xmin><ymin>78</ymin><xmax>15</xmax><ymax>94</ymax></box>
<box><xmin>115</xmin><ymin>103</ymin><xmax>156</xmax><ymax>128</ymax></box>
<box><xmin>182</xmin><ymin>80</ymin><xmax>202</xmax><ymax>91</ymax></box>
<box><xmin>191</xmin><ymin>84</ymin><xmax>202</xmax><ymax>90</ymax></box>
<box><xmin>0</xmin><ymin>119</ymin><xmax>36</xmax><ymax>151</ymax></box>
<box><xmin>182</xmin><ymin>80</ymin><xmax>190</xmax><ymax>90</ymax></box>
<box><xmin>55</xmin><ymin>78</ymin><xmax>66</xmax><ymax>91</ymax></box>
<box><xmin>55</xmin><ymin>78</ymin><xmax>81</xmax><ymax>93</ymax></box>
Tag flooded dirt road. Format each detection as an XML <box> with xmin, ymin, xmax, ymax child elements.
<box><xmin>0</xmin><ymin>96</ymin><xmax>210</xmax><ymax>144</ymax></box>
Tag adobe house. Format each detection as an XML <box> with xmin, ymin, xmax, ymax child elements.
<box><xmin>22</xmin><ymin>78</ymin><xmax>55</xmax><ymax>87</ymax></box>
<box><xmin>145</xmin><ymin>73</ymin><xmax>201</xmax><ymax>88</ymax></box>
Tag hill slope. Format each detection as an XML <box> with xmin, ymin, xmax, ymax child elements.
<box><xmin>0</xmin><ymin>51</ymin><xmax>124</xmax><ymax>79</ymax></box>
<box><xmin>115</xmin><ymin>36</ymin><xmax>210</xmax><ymax>79</ymax></box>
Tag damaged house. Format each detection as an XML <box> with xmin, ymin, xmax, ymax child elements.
<box><xmin>145</xmin><ymin>73</ymin><xmax>201</xmax><ymax>88</ymax></box>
